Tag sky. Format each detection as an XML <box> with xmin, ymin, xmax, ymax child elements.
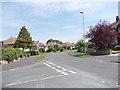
<box><xmin>1</xmin><ymin>0</ymin><xmax>119</xmax><ymax>44</ymax></box>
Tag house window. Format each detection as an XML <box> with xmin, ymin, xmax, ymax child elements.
<box><xmin>118</xmin><ymin>27</ymin><xmax>120</xmax><ymax>33</ymax></box>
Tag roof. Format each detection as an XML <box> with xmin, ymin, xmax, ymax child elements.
<box><xmin>61</xmin><ymin>43</ymin><xmax>75</xmax><ymax>47</ymax></box>
<box><xmin>33</xmin><ymin>41</ymin><xmax>46</xmax><ymax>47</ymax></box>
<box><xmin>3</xmin><ymin>37</ymin><xmax>16</xmax><ymax>45</ymax></box>
<box><xmin>109</xmin><ymin>16</ymin><xmax>120</xmax><ymax>29</ymax></box>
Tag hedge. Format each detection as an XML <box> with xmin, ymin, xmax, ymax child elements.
<box><xmin>2</xmin><ymin>48</ymin><xmax>39</xmax><ymax>63</ymax></box>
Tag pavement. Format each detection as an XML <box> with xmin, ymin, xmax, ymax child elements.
<box><xmin>1</xmin><ymin>51</ymin><xmax>119</xmax><ymax>88</ymax></box>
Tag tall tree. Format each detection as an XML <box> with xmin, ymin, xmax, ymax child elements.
<box><xmin>46</xmin><ymin>39</ymin><xmax>62</xmax><ymax>44</ymax></box>
<box><xmin>86</xmin><ymin>20</ymin><xmax>117</xmax><ymax>50</ymax></box>
<box><xmin>14</xmin><ymin>26</ymin><xmax>33</xmax><ymax>50</ymax></box>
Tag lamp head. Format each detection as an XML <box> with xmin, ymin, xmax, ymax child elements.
<box><xmin>80</xmin><ymin>11</ymin><xmax>84</xmax><ymax>13</ymax></box>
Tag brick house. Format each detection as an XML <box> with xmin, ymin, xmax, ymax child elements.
<box><xmin>109</xmin><ymin>16</ymin><xmax>120</xmax><ymax>45</ymax></box>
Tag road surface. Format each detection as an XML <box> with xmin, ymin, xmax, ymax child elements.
<box><xmin>1</xmin><ymin>52</ymin><xmax>119</xmax><ymax>88</ymax></box>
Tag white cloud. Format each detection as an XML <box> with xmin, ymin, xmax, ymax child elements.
<box><xmin>2</xmin><ymin>0</ymin><xmax>119</xmax><ymax>2</ymax></box>
<box><xmin>63</xmin><ymin>25</ymin><xmax>77</xmax><ymax>29</ymax></box>
<box><xmin>24</xmin><ymin>2</ymin><xmax>108</xmax><ymax>18</ymax></box>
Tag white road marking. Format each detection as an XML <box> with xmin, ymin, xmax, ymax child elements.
<box><xmin>43</xmin><ymin>61</ymin><xmax>77</xmax><ymax>75</ymax></box>
<box><xmin>61</xmin><ymin>67</ymin><xmax>68</xmax><ymax>71</ymax></box>
<box><xmin>5</xmin><ymin>74</ymin><xmax>64</xmax><ymax>87</ymax></box>
<box><xmin>68</xmin><ymin>70</ymin><xmax>77</xmax><ymax>74</ymax></box>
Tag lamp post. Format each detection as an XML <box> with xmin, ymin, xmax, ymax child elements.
<box><xmin>80</xmin><ymin>11</ymin><xmax>87</xmax><ymax>55</ymax></box>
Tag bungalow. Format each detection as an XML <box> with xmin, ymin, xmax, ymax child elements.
<box><xmin>2</xmin><ymin>37</ymin><xmax>16</xmax><ymax>47</ymax></box>
<box><xmin>32</xmin><ymin>40</ymin><xmax>47</xmax><ymax>50</ymax></box>
<box><xmin>109</xmin><ymin>16</ymin><xmax>120</xmax><ymax>45</ymax></box>
<box><xmin>2</xmin><ymin>37</ymin><xmax>46</xmax><ymax>50</ymax></box>
<box><xmin>61</xmin><ymin>42</ymin><xmax>76</xmax><ymax>49</ymax></box>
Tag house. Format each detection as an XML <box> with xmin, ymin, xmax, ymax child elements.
<box><xmin>3</xmin><ymin>37</ymin><xmax>16</xmax><ymax>47</ymax></box>
<box><xmin>61</xmin><ymin>42</ymin><xmax>76</xmax><ymax>49</ymax></box>
<box><xmin>32</xmin><ymin>40</ymin><xmax>47</xmax><ymax>50</ymax></box>
<box><xmin>109</xmin><ymin>16</ymin><xmax>120</xmax><ymax>45</ymax></box>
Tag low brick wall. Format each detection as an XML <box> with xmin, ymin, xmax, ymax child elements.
<box><xmin>87</xmin><ymin>49</ymin><xmax>112</xmax><ymax>55</ymax></box>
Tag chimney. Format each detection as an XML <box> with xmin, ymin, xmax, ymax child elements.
<box><xmin>116</xmin><ymin>16</ymin><xmax>119</xmax><ymax>22</ymax></box>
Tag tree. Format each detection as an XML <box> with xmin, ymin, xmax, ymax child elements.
<box><xmin>14</xmin><ymin>26</ymin><xmax>33</xmax><ymax>50</ymax></box>
<box><xmin>86</xmin><ymin>20</ymin><xmax>117</xmax><ymax>50</ymax></box>
<box><xmin>76</xmin><ymin>40</ymin><xmax>86</xmax><ymax>52</ymax></box>
<box><xmin>46</xmin><ymin>39</ymin><xmax>62</xmax><ymax>44</ymax></box>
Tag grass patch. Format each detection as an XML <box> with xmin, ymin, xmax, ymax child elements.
<box><xmin>112</xmin><ymin>50</ymin><xmax>120</xmax><ymax>54</ymax></box>
<box><xmin>34</xmin><ymin>55</ymin><xmax>45</xmax><ymax>60</ymax></box>
<box><xmin>68</xmin><ymin>52</ymin><xmax>91</xmax><ymax>57</ymax></box>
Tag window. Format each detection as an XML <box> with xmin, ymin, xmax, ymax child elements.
<box><xmin>118</xmin><ymin>27</ymin><xmax>120</xmax><ymax>33</ymax></box>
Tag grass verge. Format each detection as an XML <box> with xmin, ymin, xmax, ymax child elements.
<box><xmin>67</xmin><ymin>52</ymin><xmax>91</xmax><ymax>57</ymax></box>
<box><xmin>112</xmin><ymin>50</ymin><xmax>120</xmax><ymax>54</ymax></box>
<box><xmin>34</xmin><ymin>55</ymin><xmax>45</xmax><ymax>60</ymax></box>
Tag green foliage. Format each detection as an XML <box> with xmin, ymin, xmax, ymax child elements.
<box><xmin>34</xmin><ymin>55</ymin><xmax>45</xmax><ymax>60</ymax></box>
<box><xmin>67</xmin><ymin>46</ymin><xmax>71</xmax><ymax>50</ymax></box>
<box><xmin>14</xmin><ymin>26</ymin><xmax>33</xmax><ymax>50</ymax></box>
<box><xmin>3</xmin><ymin>45</ymin><xmax>12</xmax><ymax>48</ymax></box>
<box><xmin>46</xmin><ymin>39</ymin><xmax>62</xmax><ymax>44</ymax></box>
<box><xmin>59</xmin><ymin>47</ymin><xmax>64</xmax><ymax>52</ymax></box>
<box><xmin>62</xmin><ymin>46</ymin><xmax>67</xmax><ymax>49</ymax></box>
<box><xmin>39</xmin><ymin>48</ymin><xmax>45</xmax><ymax>53</ymax></box>
<box><xmin>115</xmin><ymin>45</ymin><xmax>120</xmax><ymax>50</ymax></box>
<box><xmin>88</xmin><ymin>44</ymin><xmax>94</xmax><ymax>48</ymax></box>
<box><xmin>46</xmin><ymin>45</ymin><xmax>59</xmax><ymax>52</ymax></box>
<box><xmin>2</xmin><ymin>48</ymin><xmax>23</xmax><ymax>63</ymax></box>
<box><xmin>68</xmin><ymin>52</ymin><xmax>91</xmax><ymax>57</ymax></box>
<box><xmin>27</xmin><ymin>50</ymin><xmax>39</xmax><ymax>56</ymax></box>
<box><xmin>54</xmin><ymin>45</ymin><xmax>59</xmax><ymax>52</ymax></box>
<box><xmin>76</xmin><ymin>40</ymin><xmax>85</xmax><ymax>52</ymax></box>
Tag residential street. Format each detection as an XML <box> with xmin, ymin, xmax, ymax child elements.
<box><xmin>2</xmin><ymin>51</ymin><xmax>118</xmax><ymax>88</ymax></box>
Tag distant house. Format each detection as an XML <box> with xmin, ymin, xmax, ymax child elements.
<box><xmin>32</xmin><ymin>40</ymin><xmax>47</xmax><ymax>50</ymax></box>
<box><xmin>109</xmin><ymin>16</ymin><xmax>120</xmax><ymax>45</ymax></box>
<box><xmin>47</xmin><ymin>42</ymin><xmax>60</xmax><ymax>47</ymax></box>
<box><xmin>3</xmin><ymin>37</ymin><xmax>16</xmax><ymax>47</ymax></box>
<box><xmin>61</xmin><ymin>42</ymin><xmax>76</xmax><ymax>49</ymax></box>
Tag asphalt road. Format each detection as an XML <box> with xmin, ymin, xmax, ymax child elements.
<box><xmin>1</xmin><ymin>51</ymin><xmax>119</xmax><ymax>88</ymax></box>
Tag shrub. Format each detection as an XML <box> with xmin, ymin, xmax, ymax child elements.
<box><xmin>2</xmin><ymin>48</ymin><xmax>19</xmax><ymax>63</ymax></box>
<box><xmin>59</xmin><ymin>47</ymin><xmax>64</xmax><ymax>52</ymax></box>
<box><xmin>88</xmin><ymin>44</ymin><xmax>94</xmax><ymax>48</ymax></box>
<box><xmin>67</xmin><ymin>46</ymin><xmax>71</xmax><ymax>50</ymax></box>
<box><xmin>39</xmin><ymin>48</ymin><xmax>45</xmax><ymax>53</ymax></box>
<box><xmin>115</xmin><ymin>45</ymin><xmax>120</xmax><ymax>50</ymax></box>
<box><xmin>27</xmin><ymin>50</ymin><xmax>39</xmax><ymax>56</ymax></box>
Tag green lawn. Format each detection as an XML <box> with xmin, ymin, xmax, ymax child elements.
<box><xmin>112</xmin><ymin>50</ymin><xmax>120</xmax><ymax>54</ymax></box>
<box><xmin>67</xmin><ymin>52</ymin><xmax>91</xmax><ymax>57</ymax></box>
<box><xmin>34</xmin><ymin>55</ymin><xmax>45</xmax><ymax>60</ymax></box>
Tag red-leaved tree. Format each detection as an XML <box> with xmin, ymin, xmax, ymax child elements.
<box><xmin>86</xmin><ymin>20</ymin><xmax>117</xmax><ymax>50</ymax></box>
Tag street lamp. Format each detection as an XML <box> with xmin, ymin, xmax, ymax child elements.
<box><xmin>80</xmin><ymin>11</ymin><xmax>87</xmax><ymax>54</ymax></box>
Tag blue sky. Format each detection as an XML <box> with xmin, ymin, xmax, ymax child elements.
<box><xmin>1</xmin><ymin>1</ymin><xmax>118</xmax><ymax>44</ymax></box>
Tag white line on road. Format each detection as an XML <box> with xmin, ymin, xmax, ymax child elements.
<box><xmin>5</xmin><ymin>74</ymin><xmax>64</xmax><ymax>87</ymax></box>
<box><xmin>43</xmin><ymin>61</ymin><xmax>77</xmax><ymax>75</ymax></box>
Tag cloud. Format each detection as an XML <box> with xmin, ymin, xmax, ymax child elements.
<box><xmin>2</xmin><ymin>0</ymin><xmax>119</xmax><ymax>2</ymax></box>
<box><xmin>24</xmin><ymin>2</ymin><xmax>109</xmax><ymax>18</ymax></box>
<box><xmin>63</xmin><ymin>25</ymin><xmax>77</xmax><ymax>29</ymax></box>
